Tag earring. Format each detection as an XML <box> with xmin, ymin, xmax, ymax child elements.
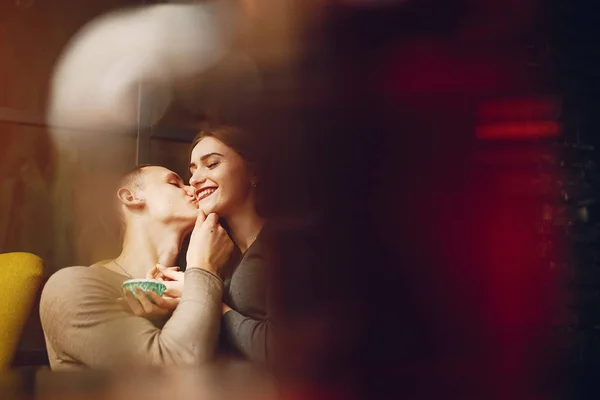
<box><xmin>251</xmin><ymin>182</ymin><xmax>257</xmax><ymax>188</ymax></box>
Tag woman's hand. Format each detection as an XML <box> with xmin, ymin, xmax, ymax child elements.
<box><xmin>156</xmin><ymin>268</ymin><xmax>185</xmax><ymax>298</ymax></box>
<box><xmin>186</xmin><ymin>211</ymin><xmax>234</xmax><ymax>276</ymax></box>
<box><xmin>117</xmin><ymin>287</ymin><xmax>180</xmax><ymax>318</ymax></box>
<box><xmin>146</xmin><ymin>264</ymin><xmax>179</xmax><ymax>280</ymax></box>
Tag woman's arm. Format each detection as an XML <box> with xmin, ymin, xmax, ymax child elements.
<box><xmin>221</xmin><ymin>306</ymin><xmax>272</xmax><ymax>363</ymax></box>
<box><xmin>220</xmin><ymin>249</ymin><xmax>275</xmax><ymax>363</ymax></box>
<box><xmin>221</xmin><ymin>228</ymin><xmax>321</xmax><ymax>365</ymax></box>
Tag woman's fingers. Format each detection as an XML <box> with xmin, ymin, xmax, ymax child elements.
<box><xmin>204</xmin><ymin>212</ymin><xmax>219</xmax><ymax>227</ymax></box>
<box><xmin>163</xmin><ymin>287</ymin><xmax>182</xmax><ymax>298</ymax></box>
<box><xmin>165</xmin><ymin>297</ymin><xmax>181</xmax><ymax>311</ymax></box>
<box><xmin>153</xmin><ymin>267</ymin><xmax>182</xmax><ymax>282</ymax></box>
<box><xmin>147</xmin><ymin>265</ymin><xmax>180</xmax><ymax>280</ymax></box>
<box><xmin>146</xmin><ymin>265</ymin><xmax>159</xmax><ymax>279</ymax></box>
<box><xmin>146</xmin><ymin>292</ymin><xmax>181</xmax><ymax>312</ymax></box>
<box><xmin>157</xmin><ymin>265</ymin><xmax>179</xmax><ymax>273</ymax></box>
<box><xmin>160</xmin><ymin>269</ymin><xmax>184</xmax><ymax>281</ymax></box>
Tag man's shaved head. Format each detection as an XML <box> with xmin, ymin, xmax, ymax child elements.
<box><xmin>120</xmin><ymin>164</ymin><xmax>156</xmax><ymax>191</ymax></box>
<box><xmin>116</xmin><ymin>164</ymin><xmax>157</xmax><ymax>230</ymax></box>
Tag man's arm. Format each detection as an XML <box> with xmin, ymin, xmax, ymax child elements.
<box><xmin>41</xmin><ymin>267</ymin><xmax>222</xmax><ymax>368</ymax></box>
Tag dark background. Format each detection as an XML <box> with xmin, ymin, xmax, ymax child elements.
<box><xmin>3</xmin><ymin>0</ymin><xmax>600</xmax><ymax>397</ymax></box>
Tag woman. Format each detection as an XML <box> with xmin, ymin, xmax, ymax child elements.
<box><xmin>189</xmin><ymin>126</ymin><xmax>270</xmax><ymax>363</ymax></box>
<box><xmin>144</xmin><ymin>126</ymin><xmax>272</xmax><ymax>364</ymax></box>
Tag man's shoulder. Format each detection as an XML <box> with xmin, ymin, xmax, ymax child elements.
<box><xmin>42</xmin><ymin>265</ymin><xmax>117</xmax><ymax>303</ymax></box>
<box><xmin>49</xmin><ymin>265</ymin><xmax>94</xmax><ymax>279</ymax></box>
<box><xmin>44</xmin><ymin>265</ymin><xmax>101</xmax><ymax>287</ymax></box>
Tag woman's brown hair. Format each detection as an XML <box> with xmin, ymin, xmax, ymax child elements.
<box><xmin>189</xmin><ymin>126</ymin><xmax>260</xmax><ymax>170</ymax></box>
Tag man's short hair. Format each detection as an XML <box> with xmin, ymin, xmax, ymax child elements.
<box><xmin>116</xmin><ymin>164</ymin><xmax>158</xmax><ymax>233</ymax></box>
<box><xmin>120</xmin><ymin>164</ymin><xmax>156</xmax><ymax>191</ymax></box>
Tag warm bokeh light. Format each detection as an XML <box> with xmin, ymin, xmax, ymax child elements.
<box><xmin>476</xmin><ymin>121</ymin><xmax>560</xmax><ymax>140</ymax></box>
<box><xmin>47</xmin><ymin>3</ymin><xmax>232</xmax><ymax>133</ymax></box>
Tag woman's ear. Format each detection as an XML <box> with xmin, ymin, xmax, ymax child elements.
<box><xmin>117</xmin><ymin>187</ymin><xmax>144</xmax><ymax>208</ymax></box>
<box><xmin>249</xmin><ymin>163</ymin><xmax>259</xmax><ymax>188</ymax></box>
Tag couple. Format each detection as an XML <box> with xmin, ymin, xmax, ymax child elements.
<box><xmin>40</xmin><ymin>126</ymin><xmax>271</xmax><ymax>370</ymax></box>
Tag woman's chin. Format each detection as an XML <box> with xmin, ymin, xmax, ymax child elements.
<box><xmin>199</xmin><ymin>203</ymin><xmax>217</xmax><ymax>216</ymax></box>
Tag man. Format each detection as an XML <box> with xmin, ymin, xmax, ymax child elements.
<box><xmin>40</xmin><ymin>165</ymin><xmax>233</xmax><ymax>370</ymax></box>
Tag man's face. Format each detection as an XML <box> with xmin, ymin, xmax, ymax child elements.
<box><xmin>135</xmin><ymin>166</ymin><xmax>198</xmax><ymax>227</ymax></box>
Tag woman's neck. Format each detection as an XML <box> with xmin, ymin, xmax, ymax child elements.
<box><xmin>226</xmin><ymin>203</ymin><xmax>264</xmax><ymax>253</ymax></box>
<box><xmin>113</xmin><ymin>220</ymin><xmax>187</xmax><ymax>278</ymax></box>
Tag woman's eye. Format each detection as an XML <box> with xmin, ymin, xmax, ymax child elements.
<box><xmin>170</xmin><ymin>182</ymin><xmax>181</xmax><ymax>187</ymax></box>
<box><xmin>207</xmin><ymin>162</ymin><xmax>218</xmax><ymax>169</ymax></box>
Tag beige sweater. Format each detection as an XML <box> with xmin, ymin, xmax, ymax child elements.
<box><xmin>40</xmin><ymin>264</ymin><xmax>223</xmax><ymax>370</ymax></box>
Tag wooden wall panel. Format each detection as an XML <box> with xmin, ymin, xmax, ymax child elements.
<box><xmin>0</xmin><ymin>0</ymin><xmax>139</xmax><ymax>275</ymax></box>
<box><xmin>1</xmin><ymin>0</ymin><xmax>141</xmax><ymax>360</ymax></box>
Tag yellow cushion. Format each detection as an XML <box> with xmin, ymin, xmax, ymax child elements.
<box><xmin>0</xmin><ymin>252</ymin><xmax>43</xmax><ymax>369</ymax></box>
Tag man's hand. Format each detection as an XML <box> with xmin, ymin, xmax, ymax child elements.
<box><xmin>117</xmin><ymin>287</ymin><xmax>180</xmax><ymax>318</ymax></box>
<box><xmin>186</xmin><ymin>211</ymin><xmax>234</xmax><ymax>276</ymax></box>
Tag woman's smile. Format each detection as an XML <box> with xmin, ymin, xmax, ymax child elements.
<box><xmin>195</xmin><ymin>187</ymin><xmax>217</xmax><ymax>201</ymax></box>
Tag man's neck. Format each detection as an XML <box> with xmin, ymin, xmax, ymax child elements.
<box><xmin>113</xmin><ymin>221</ymin><xmax>187</xmax><ymax>279</ymax></box>
<box><xmin>226</xmin><ymin>201</ymin><xmax>265</xmax><ymax>253</ymax></box>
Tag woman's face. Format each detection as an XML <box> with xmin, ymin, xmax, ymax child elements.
<box><xmin>189</xmin><ymin>136</ymin><xmax>254</xmax><ymax>217</ymax></box>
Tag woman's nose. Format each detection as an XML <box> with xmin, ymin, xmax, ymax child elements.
<box><xmin>184</xmin><ymin>186</ymin><xmax>195</xmax><ymax>196</ymax></box>
<box><xmin>189</xmin><ymin>170</ymin><xmax>205</xmax><ymax>187</ymax></box>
